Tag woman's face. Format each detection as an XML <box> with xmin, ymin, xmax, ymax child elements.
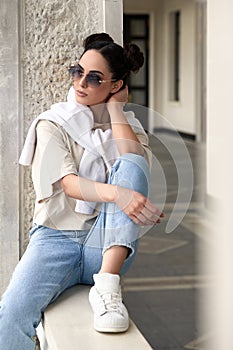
<box><xmin>73</xmin><ymin>50</ymin><xmax>117</xmax><ymax>106</ymax></box>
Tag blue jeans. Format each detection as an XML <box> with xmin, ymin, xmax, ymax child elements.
<box><xmin>0</xmin><ymin>154</ymin><xmax>150</xmax><ymax>350</ymax></box>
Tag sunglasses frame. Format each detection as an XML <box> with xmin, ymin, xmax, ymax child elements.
<box><xmin>68</xmin><ymin>65</ymin><xmax>117</xmax><ymax>88</ymax></box>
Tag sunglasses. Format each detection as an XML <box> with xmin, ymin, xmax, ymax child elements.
<box><xmin>68</xmin><ymin>64</ymin><xmax>117</xmax><ymax>88</ymax></box>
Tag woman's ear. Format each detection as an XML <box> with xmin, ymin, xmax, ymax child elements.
<box><xmin>110</xmin><ymin>80</ymin><xmax>124</xmax><ymax>94</ymax></box>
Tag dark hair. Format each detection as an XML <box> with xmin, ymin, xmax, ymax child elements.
<box><xmin>81</xmin><ymin>33</ymin><xmax>144</xmax><ymax>88</ymax></box>
<box><xmin>83</xmin><ymin>33</ymin><xmax>114</xmax><ymax>48</ymax></box>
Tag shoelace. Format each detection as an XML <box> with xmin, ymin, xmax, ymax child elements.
<box><xmin>100</xmin><ymin>291</ymin><xmax>121</xmax><ymax>313</ymax></box>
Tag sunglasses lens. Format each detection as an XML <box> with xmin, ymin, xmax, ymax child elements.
<box><xmin>69</xmin><ymin>66</ymin><xmax>102</xmax><ymax>88</ymax></box>
<box><xmin>86</xmin><ymin>74</ymin><xmax>101</xmax><ymax>87</ymax></box>
<box><xmin>69</xmin><ymin>66</ymin><xmax>82</xmax><ymax>79</ymax></box>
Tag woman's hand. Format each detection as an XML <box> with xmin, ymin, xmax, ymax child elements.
<box><xmin>114</xmin><ymin>186</ymin><xmax>164</xmax><ymax>226</ymax></box>
<box><xmin>106</xmin><ymin>86</ymin><xmax>144</xmax><ymax>155</ymax></box>
<box><xmin>107</xmin><ymin>86</ymin><xmax>128</xmax><ymax>107</ymax></box>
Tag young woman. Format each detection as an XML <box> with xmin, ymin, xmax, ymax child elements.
<box><xmin>0</xmin><ymin>33</ymin><xmax>163</xmax><ymax>349</ymax></box>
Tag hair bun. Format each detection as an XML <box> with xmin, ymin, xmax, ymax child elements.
<box><xmin>123</xmin><ymin>43</ymin><xmax>144</xmax><ymax>72</ymax></box>
<box><xmin>83</xmin><ymin>33</ymin><xmax>114</xmax><ymax>49</ymax></box>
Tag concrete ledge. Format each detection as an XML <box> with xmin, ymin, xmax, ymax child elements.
<box><xmin>37</xmin><ymin>285</ymin><xmax>153</xmax><ymax>350</ymax></box>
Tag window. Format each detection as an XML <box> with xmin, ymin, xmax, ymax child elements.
<box><xmin>123</xmin><ymin>14</ymin><xmax>149</xmax><ymax>131</ymax></box>
<box><xmin>123</xmin><ymin>15</ymin><xmax>149</xmax><ymax>108</ymax></box>
<box><xmin>169</xmin><ymin>11</ymin><xmax>180</xmax><ymax>102</ymax></box>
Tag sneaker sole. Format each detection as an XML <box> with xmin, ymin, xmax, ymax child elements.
<box><xmin>94</xmin><ymin>325</ymin><xmax>129</xmax><ymax>333</ymax></box>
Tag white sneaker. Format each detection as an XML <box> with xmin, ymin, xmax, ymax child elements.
<box><xmin>89</xmin><ymin>273</ymin><xmax>129</xmax><ymax>333</ymax></box>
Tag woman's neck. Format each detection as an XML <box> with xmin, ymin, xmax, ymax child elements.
<box><xmin>90</xmin><ymin>103</ymin><xmax>110</xmax><ymax>125</ymax></box>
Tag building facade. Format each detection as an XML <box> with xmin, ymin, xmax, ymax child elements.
<box><xmin>1</xmin><ymin>1</ymin><xmax>233</xmax><ymax>347</ymax></box>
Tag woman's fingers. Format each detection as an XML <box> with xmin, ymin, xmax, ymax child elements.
<box><xmin>144</xmin><ymin>199</ymin><xmax>164</xmax><ymax>218</ymax></box>
<box><xmin>125</xmin><ymin>200</ymin><xmax>164</xmax><ymax>226</ymax></box>
<box><xmin>130</xmin><ymin>198</ymin><xmax>164</xmax><ymax>224</ymax></box>
<box><xmin>115</xmin><ymin>186</ymin><xmax>164</xmax><ymax>226</ymax></box>
<box><xmin>108</xmin><ymin>86</ymin><xmax>128</xmax><ymax>104</ymax></box>
<box><xmin>129</xmin><ymin>213</ymin><xmax>159</xmax><ymax>226</ymax></box>
<box><xmin>133</xmin><ymin>210</ymin><xmax>162</xmax><ymax>226</ymax></box>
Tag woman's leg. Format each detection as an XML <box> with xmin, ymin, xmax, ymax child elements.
<box><xmin>0</xmin><ymin>226</ymin><xmax>85</xmax><ymax>350</ymax></box>
<box><xmin>83</xmin><ymin>153</ymin><xmax>150</xmax><ymax>278</ymax></box>
<box><xmin>99</xmin><ymin>246</ymin><xmax>128</xmax><ymax>274</ymax></box>
<box><xmin>84</xmin><ymin>153</ymin><xmax>150</xmax><ymax>332</ymax></box>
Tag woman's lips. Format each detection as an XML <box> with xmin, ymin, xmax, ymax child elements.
<box><xmin>76</xmin><ymin>90</ymin><xmax>87</xmax><ymax>97</ymax></box>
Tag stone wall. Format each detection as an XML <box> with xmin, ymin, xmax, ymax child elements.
<box><xmin>0</xmin><ymin>0</ymin><xmax>21</xmax><ymax>294</ymax></box>
<box><xmin>21</xmin><ymin>0</ymin><xmax>102</xmax><ymax>252</ymax></box>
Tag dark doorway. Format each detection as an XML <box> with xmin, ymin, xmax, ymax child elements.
<box><xmin>123</xmin><ymin>14</ymin><xmax>149</xmax><ymax>131</ymax></box>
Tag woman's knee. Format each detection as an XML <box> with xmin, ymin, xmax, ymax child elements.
<box><xmin>110</xmin><ymin>153</ymin><xmax>150</xmax><ymax>196</ymax></box>
<box><xmin>117</xmin><ymin>153</ymin><xmax>149</xmax><ymax>175</ymax></box>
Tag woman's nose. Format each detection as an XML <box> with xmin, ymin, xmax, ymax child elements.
<box><xmin>79</xmin><ymin>75</ymin><xmax>87</xmax><ymax>88</ymax></box>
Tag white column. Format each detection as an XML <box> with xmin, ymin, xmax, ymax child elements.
<box><xmin>0</xmin><ymin>0</ymin><xmax>22</xmax><ymax>295</ymax></box>
<box><xmin>206</xmin><ymin>0</ymin><xmax>233</xmax><ymax>349</ymax></box>
<box><xmin>99</xmin><ymin>0</ymin><xmax>123</xmax><ymax>45</ymax></box>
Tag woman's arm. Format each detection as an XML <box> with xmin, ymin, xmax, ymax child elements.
<box><xmin>107</xmin><ymin>87</ymin><xmax>144</xmax><ymax>156</ymax></box>
<box><xmin>61</xmin><ymin>173</ymin><xmax>117</xmax><ymax>203</ymax></box>
<box><xmin>61</xmin><ymin>174</ymin><xmax>163</xmax><ymax>225</ymax></box>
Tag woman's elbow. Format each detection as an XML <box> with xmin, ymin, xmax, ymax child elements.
<box><xmin>60</xmin><ymin>174</ymin><xmax>77</xmax><ymax>197</ymax></box>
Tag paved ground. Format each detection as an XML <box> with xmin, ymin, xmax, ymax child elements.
<box><xmin>123</xmin><ymin>132</ymin><xmax>208</xmax><ymax>350</ymax></box>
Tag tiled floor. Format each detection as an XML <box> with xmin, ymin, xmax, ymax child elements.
<box><xmin>124</xmin><ymin>132</ymin><xmax>208</xmax><ymax>349</ymax></box>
